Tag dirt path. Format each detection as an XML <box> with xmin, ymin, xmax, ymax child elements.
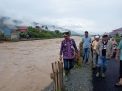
<box><xmin>93</xmin><ymin>59</ymin><xmax>122</xmax><ymax>91</ymax></box>
<box><xmin>64</xmin><ymin>65</ymin><xmax>93</xmax><ymax>91</ymax></box>
<box><xmin>0</xmin><ymin>36</ymin><xmax>81</xmax><ymax>91</ymax></box>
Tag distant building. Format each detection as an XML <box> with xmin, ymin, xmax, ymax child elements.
<box><xmin>0</xmin><ymin>27</ymin><xmax>20</xmax><ymax>40</ymax></box>
<box><xmin>11</xmin><ymin>28</ymin><xmax>20</xmax><ymax>41</ymax></box>
<box><xmin>110</xmin><ymin>27</ymin><xmax>122</xmax><ymax>36</ymax></box>
<box><xmin>3</xmin><ymin>28</ymin><xmax>11</xmax><ymax>38</ymax></box>
<box><xmin>0</xmin><ymin>26</ymin><xmax>25</xmax><ymax>40</ymax></box>
<box><xmin>17</xmin><ymin>26</ymin><xmax>28</xmax><ymax>32</ymax></box>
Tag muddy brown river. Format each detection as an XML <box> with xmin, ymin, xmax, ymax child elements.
<box><xmin>0</xmin><ymin>36</ymin><xmax>81</xmax><ymax>91</ymax></box>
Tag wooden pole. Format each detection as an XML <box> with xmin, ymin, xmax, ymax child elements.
<box><xmin>51</xmin><ymin>61</ymin><xmax>64</xmax><ymax>91</ymax></box>
<box><xmin>52</xmin><ymin>63</ymin><xmax>56</xmax><ymax>91</ymax></box>
<box><xmin>55</xmin><ymin>62</ymin><xmax>58</xmax><ymax>91</ymax></box>
<box><xmin>59</xmin><ymin>61</ymin><xmax>63</xmax><ymax>91</ymax></box>
<box><xmin>58</xmin><ymin>61</ymin><xmax>61</xmax><ymax>90</ymax></box>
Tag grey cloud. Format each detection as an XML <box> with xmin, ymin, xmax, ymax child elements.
<box><xmin>0</xmin><ymin>0</ymin><xmax>122</xmax><ymax>33</ymax></box>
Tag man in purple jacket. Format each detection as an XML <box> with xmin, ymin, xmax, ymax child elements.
<box><xmin>60</xmin><ymin>31</ymin><xmax>78</xmax><ymax>78</ymax></box>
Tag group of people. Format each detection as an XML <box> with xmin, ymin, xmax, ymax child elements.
<box><xmin>59</xmin><ymin>31</ymin><xmax>122</xmax><ymax>86</ymax></box>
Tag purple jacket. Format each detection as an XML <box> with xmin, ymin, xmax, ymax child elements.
<box><xmin>60</xmin><ymin>38</ymin><xmax>78</xmax><ymax>59</ymax></box>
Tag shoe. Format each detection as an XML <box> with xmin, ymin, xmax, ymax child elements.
<box><xmin>96</xmin><ymin>72</ymin><xmax>100</xmax><ymax>77</ymax></box>
<box><xmin>101</xmin><ymin>73</ymin><xmax>106</xmax><ymax>78</ymax></box>
<box><xmin>115</xmin><ymin>82</ymin><xmax>122</xmax><ymax>87</ymax></box>
<box><xmin>115</xmin><ymin>79</ymin><xmax>122</xmax><ymax>87</ymax></box>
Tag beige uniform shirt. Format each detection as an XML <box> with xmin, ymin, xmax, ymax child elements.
<box><xmin>92</xmin><ymin>40</ymin><xmax>99</xmax><ymax>50</ymax></box>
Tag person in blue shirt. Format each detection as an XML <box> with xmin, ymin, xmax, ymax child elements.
<box><xmin>115</xmin><ymin>35</ymin><xmax>122</xmax><ymax>86</ymax></box>
<box><xmin>82</xmin><ymin>31</ymin><xmax>91</xmax><ymax>64</ymax></box>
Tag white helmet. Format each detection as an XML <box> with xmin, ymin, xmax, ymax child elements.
<box><xmin>95</xmin><ymin>35</ymin><xmax>100</xmax><ymax>39</ymax></box>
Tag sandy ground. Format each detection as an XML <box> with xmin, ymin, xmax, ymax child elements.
<box><xmin>0</xmin><ymin>36</ymin><xmax>81</xmax><ymax>91</ymax></box>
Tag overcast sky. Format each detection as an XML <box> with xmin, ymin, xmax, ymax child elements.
<box><xmin>0</xmin><ymin>0</ymin><xmax>122</xmax><ymax>34</ymax></box>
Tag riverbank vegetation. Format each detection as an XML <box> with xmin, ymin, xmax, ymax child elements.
<box><xmin>19</xmin><ymin>27</ymin><xmax>63</xmax><ymax>39</ymax></box>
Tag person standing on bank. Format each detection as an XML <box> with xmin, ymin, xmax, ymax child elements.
<box><xmin>96</xmin><ymin>34</ymin><xmax>112</xmax><ymax>78</ymax></box>
<box><xmin>60</xmin><ymin>31</ymin><xmax>78</xmax><ymax>78</ymax></box>
<box><xmin>92</xmin><ymin>35</ymin><xmax>100</xmax><ymax>69</ymax></box>
<box><xmin>115</xmin><ymin>35</ymin><xmax>122</xmax><ymax>86</ymax></box>
<box><xmin>82</xmin><ymin>31</ymin><xmax>91</xmax><ymax>64</ymax></box>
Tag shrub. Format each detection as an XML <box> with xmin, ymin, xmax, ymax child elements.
<box><xmin>26</xmin><ymin>27</ymin><xmax>63</xmax><ymax>39</ymax></box>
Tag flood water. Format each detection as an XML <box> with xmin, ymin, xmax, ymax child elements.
<box><xmin>0</xmin><ymin>36</ymin><xmax>81</xmax><ymax>91</ymax></box>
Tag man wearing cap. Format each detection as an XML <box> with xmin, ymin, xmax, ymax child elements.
<box><xmin>60</xmin><ymin>31</ymin><xmax>78</xmax><ymax>80</ymax></box>
<box><xmin>82</xmin><ymin>31</ymin><xmax>91</xmax><ymax>64</ymax></box>
<box><xmin>92</xmin><ymin>35</ymin><xmax>100</xmax><ymax>69</ymax></box>
<box><xmin>96</xmin><ymin>34</ymin><xmax>112</xmax><ymax>78</ymax></box>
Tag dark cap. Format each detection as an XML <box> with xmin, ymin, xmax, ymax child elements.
<box><xmin>102</xmin><ymin>33</ymin><xmax>108</xmax><ymax>38</ymax></box>
<box><xmin>63</xmin><ymin>31</ymin><xmax>71</xmax><ymax>36</ymax></box>
<box><xmin>85</xmin><ymin>31</ymin><xmax>88</xmax><ymax>33</ymax></box>
<box><xmin>102</xmin><ymin>35</ymin><xmax>108</xmax><ymax>38</ymax></box>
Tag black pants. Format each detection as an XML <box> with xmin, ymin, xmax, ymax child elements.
<box><xmin>120</xmin><ymin>61</ymin><xmax>122</xmax><ymax>78</ymax></box>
